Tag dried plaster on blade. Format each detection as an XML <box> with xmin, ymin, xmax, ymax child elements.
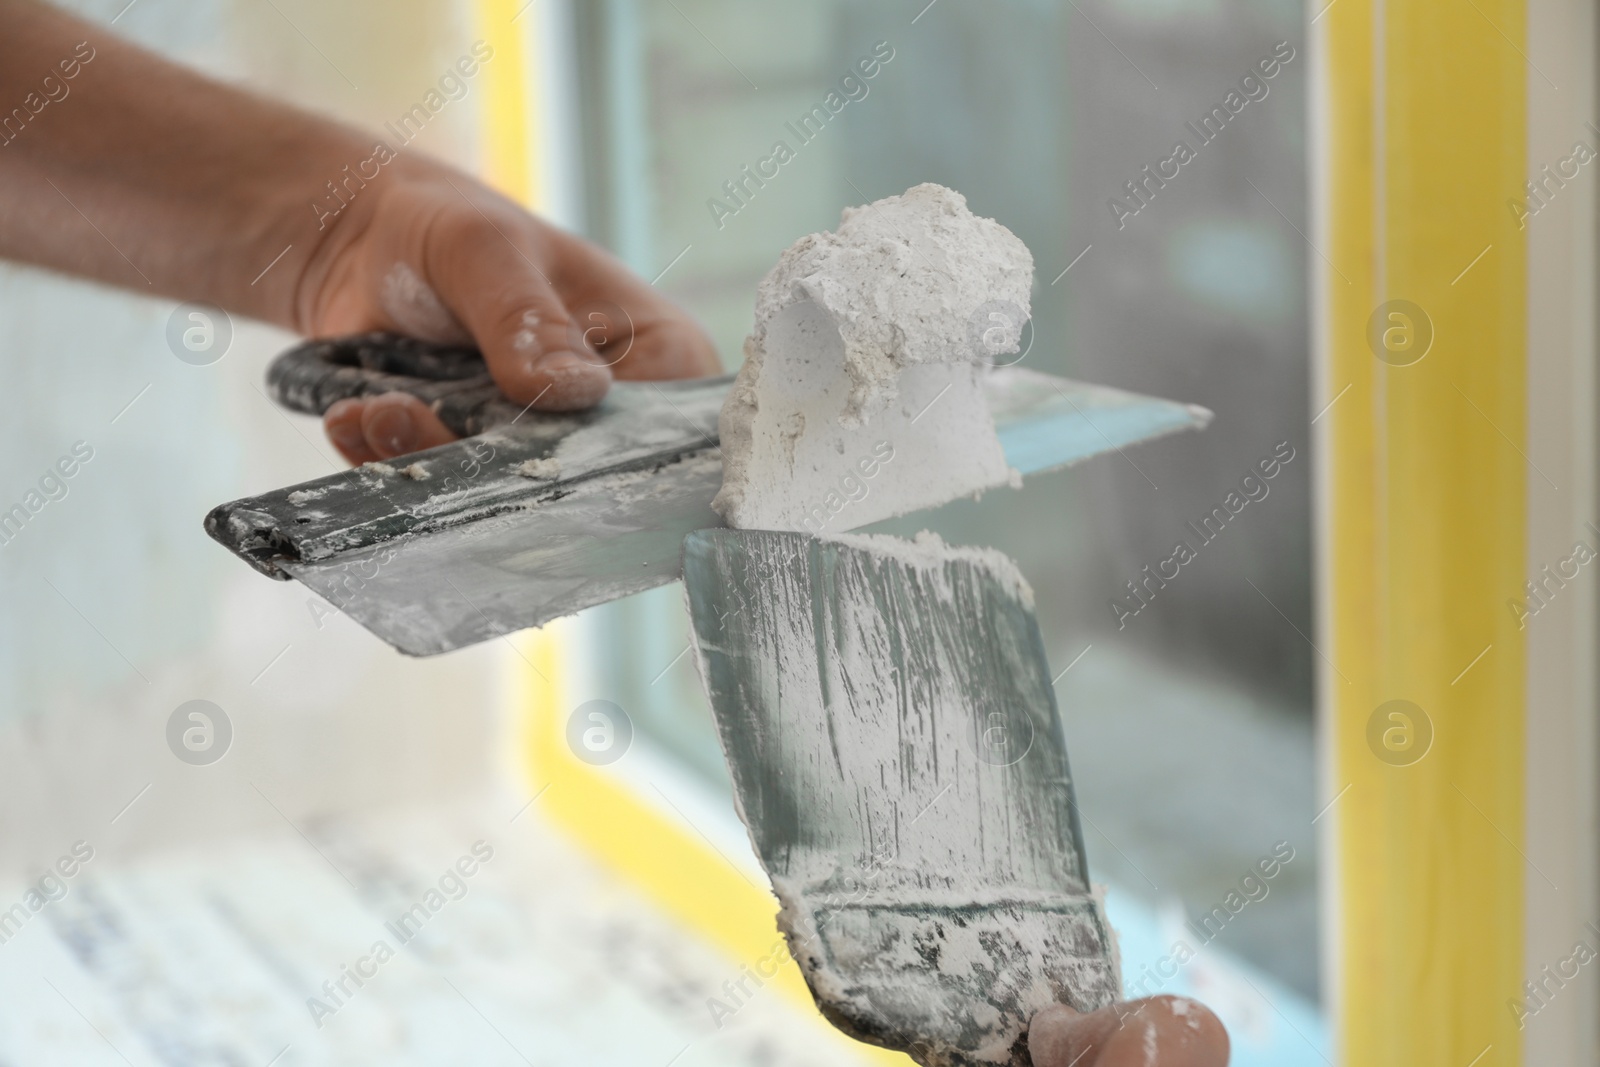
<box><xmin>713</xmin><ymin>184</ymin><xmax>1033</xmax><ymax>533</ymax></box>
<box><xmin>515</xmin><ymin>457</ymin><xmax>562</xmax><ymax>480</ymax></box>
<box><xmin>764</xmin><ymin>535</ymin><xmax>1110</xmax><ymax>1066</ymax></box>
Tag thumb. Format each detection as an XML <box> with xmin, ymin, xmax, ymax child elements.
<box><xmin>1028</xmin><ymin>997</ymin><xmax>1229</xmax><ymax>1067</ymax></box>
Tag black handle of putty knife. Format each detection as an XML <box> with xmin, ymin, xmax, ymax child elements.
<box><xmin>266</xmin><ymin>332</ymin><xmax>527</xmax><ymax>437</ymax></box>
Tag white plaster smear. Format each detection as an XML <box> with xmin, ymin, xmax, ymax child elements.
<box><xmin>713</xmin><ymin>184</ymin><xmax>1033</xmax><ymax>533</ymax></box>
<box><xmin>378</xmin><ymin>262</ymin><xmax>471</xmax><ymax>345</ymax></box>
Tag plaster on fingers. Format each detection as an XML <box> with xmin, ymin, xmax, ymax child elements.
<box><xmin>378</xmin><ymin>262</ymin><xmax>472</xmax><ymax>344</ymax></box>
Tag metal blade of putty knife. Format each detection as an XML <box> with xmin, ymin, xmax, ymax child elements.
<box><xmin>682</xmin><ymin>529</ymin><xmax>1119</xmax><ymax>1067</ymax></box>
<box><xmin>207</xmin><ymin>367</ymin><xmax>1209</xmax><ymax>655</ymax></box>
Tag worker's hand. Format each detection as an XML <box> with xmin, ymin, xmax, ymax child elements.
<box><xmin>0</xmin><ymin>0</ymin><xmax>714</xmax><ymax>453</ymax></box>
<box><xmin>1028</xmin><ymin>995</ymin><xmax>1229</xmax><ymax>1067</ymax></box>
<box><xmin>300</xmin><ymin>166</ymin><xmax>720</xmax><ymax>465</ymax></box>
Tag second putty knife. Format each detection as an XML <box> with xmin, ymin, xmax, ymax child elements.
<box><xmin>684</xmin><ymin>529</ymin><xmax>1119</xmax><ymax>1067</ymax></box>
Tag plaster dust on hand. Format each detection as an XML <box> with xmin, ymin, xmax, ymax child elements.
<box><xmin>379</xmin><ymin>262</ymin><xmax>472</xmax><ymax>345</ymax></box>
<box><xmin>713</xmin><ymin>183</ymin><xmax>1034</xmax><ymax>533</ymax></box>
<box><xmin>512</xmin><ymin>309</ymin><xmax>542</xmax><ymax>354</ymax></box>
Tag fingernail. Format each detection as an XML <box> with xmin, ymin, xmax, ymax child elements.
<box><xmin>369</xmin><ymin>406</ymin><xmax>418</xmax><ymax>456</ymax></box>
<box><xmin>526</xmin><ymin>352</ymin><xmax>613</xmax><ymax>410</ymax></box>
<box><xmin>526</xmin><ymin>350</ymin><xmax>612</xmax><ymax>377</ymax></box>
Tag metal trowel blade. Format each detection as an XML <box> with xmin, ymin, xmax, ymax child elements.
<box><xmin>207</xmin><ymin>368</ymin><xmax>1208</xmax><ymax>655</ymax></box>
<box><xmin>682</xmin><ymin>528</ymin><xmax>1119</xmax><ymax>1067</ymax></box>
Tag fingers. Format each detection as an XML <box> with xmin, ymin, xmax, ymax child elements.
<box><xmin>615</xmin><ymin>315</ymin><xmax>724</xmax><ymax>382</ymax></box>
<box><xmin>323</xmin><ymin>399</ymin><xmax>377</xmax><ymax>465</ymax></box>
<box><xmin>421</xmin><ymin>209</ymin><xmax>612</xmax><ymax>412</ymax></box>
<box><xmin>306</xmin><ymin>176</ymin><xmax>718</xmax><ymax>431</ymax></box>
<box><xmin>1028</xmin><ymin>996</ymin><xmax>1228</xmax><ymax>1067</ymax></box>
<box><xmin>324</xmin><ymin>393</ymin><xmax>457</xmax><ymax>465</ymax></box>
<box><xmin>543</xmin><ymin>230</ymin><xmax>722</xmax><ymax>382</ymax></box>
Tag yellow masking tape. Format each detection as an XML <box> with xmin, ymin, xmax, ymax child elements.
<box><xmin>1323</xmin><ymin>0</ymin><xmax>1526</xmax><ymax>1063</ymax></box>
<box><xmin>515</xmin><ymin>624</ymin><xmax>906</xmax><ymax>1064</ymax></box>
<box><xmin>475</xmin><ymin>0</ymin><xmax>537</xmax><ymax>205</ymax></box>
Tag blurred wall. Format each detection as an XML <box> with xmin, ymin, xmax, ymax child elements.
<box><xmin>0</xmin><ymin>0</ymin><xmax>505</xmax><ymax>873</ymax></box>
<box><xmin>0</xmin><ymin>0</ymin><xmax>1320</xmax><ymax>1004</ymax></box>
<box><xmin>581</xmin><ymin>0</ymin><xmax>1310</xmax><ymax>705</ymax></box>
<box><xmin>1062</xmin><ymin>0</ymin><xmax>1310</xmax><ymax>706</ymax></box>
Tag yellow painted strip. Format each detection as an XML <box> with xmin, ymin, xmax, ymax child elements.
<box><xmin>1323</xmin><ymin>0</ymin><xmax>1527</xmax><ymax>1063</ymax></box>
<box><xmin>514</xmin><ymin>624</ymin><xmax>906</xmax><ymax>1065</ymax></box>
<box><xmin>514</xmin><ymin>624</ymin><xmax>796</xmax><ymax>990</ymax></box>
<box><xmin>475</xmin><ymin>0</ymin><xmax>539</xmax><ymax>205</ymax></box>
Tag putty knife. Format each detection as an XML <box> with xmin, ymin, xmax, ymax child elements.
<box><xmin>206</xmin><ymin>333</ymin><xmax>1211</xmax><ymax>654</ymax></box>
<box><xmin>208</xmin><ymin>333</ymin><xmax>1209</xmax><ymax>1063</ymax></box>
<box><xmin>685</xmin><ymin>530</ymin><xmax>1120</xmax><ymax>1066</ymax></box>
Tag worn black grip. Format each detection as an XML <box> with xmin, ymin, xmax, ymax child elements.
<box><xmin>265</xmin><ymin>332</ymin><xmax>522</xmax><ymax>437</ymax></box>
